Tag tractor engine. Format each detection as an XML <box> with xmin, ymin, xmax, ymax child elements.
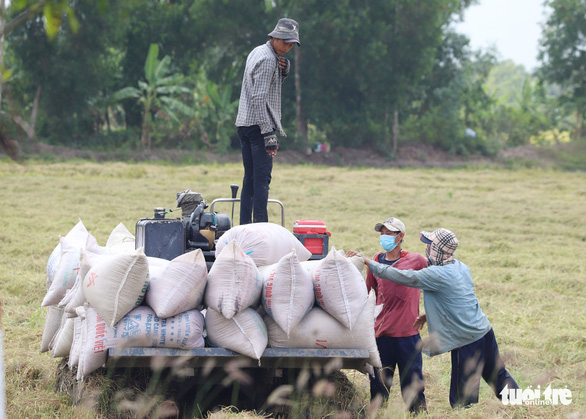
<box><xmin>135</xmin><ymin>189</ymin><xmax>231</xmax><ymax>266</ymax></box>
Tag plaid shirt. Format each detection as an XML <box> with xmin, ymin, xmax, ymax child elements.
<box><xmin>235</xmin><ymin>41</ymin><xmax>290</xmax><ymax>136</ymax></box>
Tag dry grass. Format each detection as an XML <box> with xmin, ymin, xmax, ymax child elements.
<box><xmin>1</xmin><ymin>158</ymin><xmax>585</xmax><ymax>418</ymax></box>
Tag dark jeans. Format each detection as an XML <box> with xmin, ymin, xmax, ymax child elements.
<box><xmin>370</xmin><ymin>334</ymin><xmax>427</xmax><ymax>412</ymax></box>
<box><xmin>237</xmin><ymin>125</ymin><xmax>273</xmax><ymax>224</ymax></box>
<box><xmin>449</xmin><ymin>328</ymin><xmax>519</xmax><ymax>408</ymax></box>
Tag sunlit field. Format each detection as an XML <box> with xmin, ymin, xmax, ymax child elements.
<box><xmin>1</xmin><ymin>159</ymin><xmax>584</xmax><ymax>418</ymax></box>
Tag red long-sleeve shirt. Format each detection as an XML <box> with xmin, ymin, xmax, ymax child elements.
<box><xmin>366</xmin><ymin>251</ymin><xmax>427</xmax><ymax>338</ymax></box>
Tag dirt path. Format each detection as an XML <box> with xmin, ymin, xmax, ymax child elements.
<box><xmin>12</xmin><ymin>141</ymin><xmax>555</xmax><ymax>169</ymax></box>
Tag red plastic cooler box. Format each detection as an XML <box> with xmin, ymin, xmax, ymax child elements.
<box><xmin>293</xmin><ymin>220</ymin><xmax>331</xmax><ymax>258</ymax></box>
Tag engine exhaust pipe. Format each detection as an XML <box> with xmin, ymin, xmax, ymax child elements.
<box><xmin>230</xmin><ymin>184</ymin><xmax>239</xmax><ymax>227</ymax></box>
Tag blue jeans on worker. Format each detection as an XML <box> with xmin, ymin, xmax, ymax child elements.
<box><xmin>237</xmin><ymin>125</ymin><xmax>273</xmax><ymax>224</ymax></box>
<box><xmin>449</xmin><ymin>328</ymin><xmax>519</xmax><ymax>408</ymax></box>
<box><xmin>370</xmin><ymin>334</ymin><xmax>427</xmax><ymax>412</ymax></box>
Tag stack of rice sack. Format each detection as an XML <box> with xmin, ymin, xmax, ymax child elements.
<box><xmin>41</xmin><ymin>220</ymin><xmax>380</xmax><ymax>381</ymax></box>
<box><xmin>40</xmin><ymin>220</ymin><xmax>206</xmax><ymax>381</ymax></box>
<box><xmin>203</xmin><ymin>223</ymin><xmax>313</xmax><ymax>361</ymax></box>
<box><xmin>205</xmin><ymin>223</ymin><xmax>381</xmax><ymax>369</ymax></box>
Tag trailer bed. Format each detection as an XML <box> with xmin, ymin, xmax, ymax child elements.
<box><xmin>107</xmin><ymin>347</ymin><xmax>370</xmax><ymax>370</ymax></box>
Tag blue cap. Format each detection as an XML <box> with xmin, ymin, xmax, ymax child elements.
<box><xmin>420</xmin><ymin>232</ymin><xmax>433</xmax><ymax>245</ymax></box>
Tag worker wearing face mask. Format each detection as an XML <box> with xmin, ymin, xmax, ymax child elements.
<box><xmin>355</xmin><ymin>228</ymin><xmax>519</xmax><ymax>409</ymax></box>
<box><xmin>346</xmin><ymin>217</ymin><xmax>427</xmax><ymax>413</ymax></box>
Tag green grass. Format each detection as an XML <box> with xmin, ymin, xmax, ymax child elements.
<box><xmin>540</xmin><ymin>140</ymin><xmax>586</xmax><ymax>171</ymax></box>
<box><xmin>1</xmin><ymin>160</ymin><xmax>585</xmax><ymax>418</ymax></box>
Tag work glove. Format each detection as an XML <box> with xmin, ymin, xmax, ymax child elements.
<box><xmin>264</xmin><ymin>133</ymin><xmax>279</xmax><ymax>151</ymax></box>
<box><xmin>279</xmin><ymin>57</ymin><xmax>290</xmax><ymax>77</ymax></box>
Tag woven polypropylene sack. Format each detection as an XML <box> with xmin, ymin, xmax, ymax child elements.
<box><xmin>46</xmin><ymin>220</ymin><xmax>89</xmax><ymax>292</ymax></box>
<box><xmin>85</xmin><ymin>232</ymin><xmax>116</xmax><ymax>255</ymax></box>
<box><xmin>77</xmin><ymin>306</ymin><xmax>111</xmax><ymax>381</ymax></box>
<box><xmin>42</xmin><ymin>230</ymin><xmax>90</xmax><ymax>307</ymax></box>
<box><xmin>267</xmin><ymin>289</ymin><xmax>381</xmax><ymax>367</ymax></box>
<box><xmin>50</xmin><ymin>316</ymin><xmax>75</xmax><ymax>358</ymax></box>
<box><xmin>259</xmin><ymin>250</ymin><xmax>314</xmax><ymax>337</ymax></box>
<box><xmin>205</xmin><ymin>240</ymin><xmax>262</xmax><ymax>319</ymax></box>
<box><xmin>146</xmin><ymin>256</ymin><xmax>170</xmax><ymax>281</ymax></box>
<box><xmin>63</xmin><ymin>251</ymin><xmax>117</xmax><ymax>314</ymax></box>
<box><xmin>106</xmin><ymin>222</ymin><xmax>135</xmax><ymax>252</ymax></box>
<box><xmin>58</xmin><ymin>280</ymin><xmax>77</xmax><ymax>310</ymax></box>
<box><xmin>46</xmin><ymin>244</ymin><xmax>61</xmax><ymax>292</ymax></box>
<box><xmin>40</xmin><ymin>305</ymin><xmax>64</xmax><ymax>353</ymax></box>
<box><xmin>58</xmin><ymin>249</ymin><xmax>100</xmax><ymax>310</ymax></box>
<box><xmin>106</xmin><ymin>306</ymin><xmax>205</xmax><ymax>349</ymax></box>
<box><xmin>145</xmin><ymin>249</ymin><xmax>208</xmax><ymax>318</ymax></box>
<box><xmin>299</xmin><ymin>259</ymin><xmax>320</xmax><ymax>273</ymax></box>
<box><xmin>82</xmin><ymin>248</ymin><xmax>150</xmax><ymax>328</ymax></box>
<box><xmin>215</xmin><ymin>222</ymin><xmax>312</xmax><ymax>266</ymax></box>
<box><xmin>68</xmin><ymin>316</ymin><xmax>83</xmax><ymax>369</ymax></box>
<box><xmin>205</xmin><ymin>307</ymin><xmax>267</xmax><ymax>360</ymax></box>
<box><xmin>336</xmin><ymin>248</ymin><xmax>366</xmax><ymax>276</ymax></box>
<box><xmin>310</xmin><ymin>246</ymin><xmax>368</xmax><ymax>330</ymax></box>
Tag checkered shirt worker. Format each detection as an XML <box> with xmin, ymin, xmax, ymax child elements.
<box><xmin>235</xmin><ymin>18</ymin><xmax>300</xmax><ymax>224</ymax></box>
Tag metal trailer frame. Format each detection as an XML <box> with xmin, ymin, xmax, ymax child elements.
<box><xmin>107</xmin><ymin>347</ymin><xmax>370</xmax><ymax>371</ymax></box>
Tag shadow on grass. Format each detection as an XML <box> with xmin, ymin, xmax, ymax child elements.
<box><xmin>55</xmin><ymin>357</ymin><xmax>369</xmax><ymax>418</ymax></box>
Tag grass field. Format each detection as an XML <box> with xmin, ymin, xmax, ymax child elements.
<box><xmin>1</xmin><ymin>158</ymin><xmax>585</xmax><ymax>418</ymax></box>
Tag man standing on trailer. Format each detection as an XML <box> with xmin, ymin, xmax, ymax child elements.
<box><xmin>235</xmin><ymin>18</ymin><xmax>300</xmax><ymax>224</ymax></box>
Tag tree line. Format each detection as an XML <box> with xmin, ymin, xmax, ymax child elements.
<box><xmin>0</xmin><ymin>0</ymin><xmax>584</xmax><ymax>158</ymax></box>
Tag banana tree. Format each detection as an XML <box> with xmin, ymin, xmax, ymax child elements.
<box><xmin>188</xmin><ymin>68</ymin><xmax>239</xmax><ymax>153</ymax></box>
<box><xmin>113</xmin><ymin>43</ymin><xmax>192</xmax><ymax>150</ymax></box>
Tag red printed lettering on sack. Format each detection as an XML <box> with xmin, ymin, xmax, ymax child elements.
<box><xmin>315</xmin><ymin>339</ymin><xmax>328</xmax><ymax>349</ymax></box>
<box><xmin>265</xmin><ymin>284</ymin><xmax>272</xmax><ymax>298</ymax></box>
<box><xmin>86</xmin><ymin>272</ymin><xmax>97</xmax><ymax>287</ymax></box>
<box><xmin>93</xmin><ymin>321</ymin><xmax>106</xmax><ymax>353</ymax></box>
<box><xmin>93</xmin><ymin>339</ymin><xmax>105</xmax><ymax>353</ymax></box>
<box><xmin>315</xmin><ymin>282</ymin><xmax>324</xmax><ymax>307</ymax></box>
<box><xmin>95</xmin><ymin>322</ymin><xmax>106</xmax><ymax>340</ymax></box>
<box><xmin>265</xmin><ymin>271</ymin><xmax>275</xmax><ymax>298</ymax></box>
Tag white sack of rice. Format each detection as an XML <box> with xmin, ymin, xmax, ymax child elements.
<box><xmin>106</xmin><ymin>305</ymin><xmax>205</xmax><ymax>350</ymax></box>
<box><xmin>145</xmin><ymin>249</ymin><xmax>208</xmax><ymax>318</ymax></box>
<box><xmin>205</xmin><ymin>307</ymin><xmax>268</xmax><ymax>361</ymax></box>
<box><xmin>68</xmin><ymin>316</ymin><xmax>83</xmax><ymax>369</ymax></box>
<box><xmin>215</xmin><ymin>222</ymin><xmax>312</xmax><ymax>266</ymax></box>
<box><xmin>76</xmin><ymin>305</ymin><xmax>110</xmax><ymax>381</ymax></box>
<box><xmin>82</xmin><ymin>248</ymin><xmax>149</xmax><ymax>328</ymax></box>
<box><xmin>105</xmin><ymin>222</ymin><xmax>135</xmax><ymax>252</ymax></box>
<box><xmin>42</xmin><ymin>222</ymin><xmax>91</xmax><ymax>307</ymax></box>
<box><xmin>266</xmin><ymin>289</ymin><xmax>381</xmax><ymax>368</ymax></box>
<box><xmin>259</xmin><ymin>250</ymin><xmax>314</xmax><ymax>337</ymax></box>
<box><xmin>45</xmin><ymin>219</ymin><xmax>88</xmax><ymax>292</ymax></box>
<box><xmin>310</xmin><ymin>246</ymin><xmax>368</xmax><ymax>330</ymax></box>
<box><xmin>205</xmin><ymin>240</ymin><xmax>262</xmax><ymax>319</ymax></box>
<box><xmin>40</xmin><ymin>305</ymin><xmax>64</xmax><ymax>353</ymax></box>
<box><xmin>50</xmin><ymin>316</ymin><xmax>75</xmax><ymax>358</ymax></box>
